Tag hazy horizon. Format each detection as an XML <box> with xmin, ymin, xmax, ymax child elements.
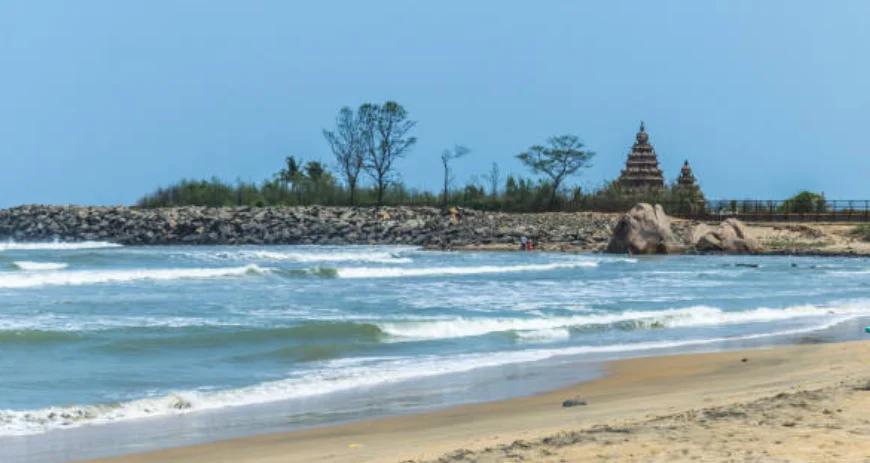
<box><xmin>2</xmin><ymin>1</ymin><xmax>868</xmax><ymax>208</ymax></box>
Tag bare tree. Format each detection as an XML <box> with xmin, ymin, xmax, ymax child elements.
<box><xmin>360</xmin><ymin>101</ymin><xmax>417</xmax><ymax>205</ymax></box>
<box><xmin>517</xmin><ymin>135</ymin><xmax>596</xmax><ymax>210</ymax></box>
<box><xmin>440</xmin><ymin>145</ymin><xmax>470</xmax><ymax>207</ymax></box>
<box><xmin>483</xmin><ymin>162</ymin><xmax>501</xmax><ymax>198</ymax></box>
<box><xmin>323</xmin><ymin>107</ymin><xmax>364</xmax><ymax>205</ymax></box>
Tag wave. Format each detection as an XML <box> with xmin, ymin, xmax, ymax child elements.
<box><xmin>336</xmin><ymin>261</ymin><xmax>599</xmax><ymax>279</ymax></box>
<box><xmin>0</xmin><ymin>265</ymin><xmax>271</xmax><ymax>289</ymax></box>
<box><xmin>0</xmin><ymin>241</ymin><xmax>121</xmax><ymax>251</ymax></box>
<box><xmin>97</xmin><ymin>322</ymin><xmax>383</xmax><ymax>353</ymax></box>
<box><xmin>0</xmin><ymin>330</ymin><xmax>85</xmax><ymax>345</ymax></box>
<box><xmin>514</xmin><ymin>328</ymin><xmax>571</xmax><ymax>343</ymax></box>
<box><xmin>829</xmin><ymin>269</ymin><xmax>870</xmax><ymax>276</ymax></box>
<box><xmin>12</xmin><ymin>261</ymin><xmax>69</xmax><ymax>271</ymax></box>
<box><xmin>377</xmin><ymin>302</ymin><xmax>870</xmax><ymax>341</ymax></box>
<box><xmin>0</xmin><ymin>319</ymin><xmax>848</xmax><ymax>437</ymax></box>
<box><xmin>206</xmin><ymin>249</ymin><xmax>413</xmax><ymax>264</ymax></box>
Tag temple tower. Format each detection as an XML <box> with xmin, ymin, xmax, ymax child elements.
<box><xmin>677</xmin><ymin>160</ymin><xmax>697</xmax><ymax>188</ymax></box>
<box><xmin>673</xmin><ymin>159</ymin><xmax>705</xmax><ymax>204</ymax></box>
<box><xmin>618</xmin><ymin>122</ymin><xmax>665</xmax><ymax>192</ymax></box>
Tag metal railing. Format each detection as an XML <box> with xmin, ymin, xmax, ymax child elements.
<box><xmin>663</xmin><ymin>200</ymin><xmax>870</xmax><ymax>222</ymax></box>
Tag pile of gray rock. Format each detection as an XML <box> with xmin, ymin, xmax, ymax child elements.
<box><xmin>0</xmin><ymin>205</ymin><xmax>618</xmax><ymax>249</ymax></box>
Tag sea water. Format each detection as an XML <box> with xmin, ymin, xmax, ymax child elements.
<box><xmin>1</xmin><ymin>243</ymin><xmax>869</xmax><ymax>462</ymax></box>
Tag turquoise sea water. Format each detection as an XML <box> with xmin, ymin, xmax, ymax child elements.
<box><xmin>1</xmin><ymin>243</ymin><xmax>869</xmax><ymax>462</ymax></box>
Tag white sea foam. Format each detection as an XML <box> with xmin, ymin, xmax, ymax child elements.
<box><xmin>0</xmin><ymin>319</ymin><xmax>848</xmax><ymax>437</ymax></box>
<box><xmin>377</xmin><ymin>302</ymin><xmax>870</xmax><ymax>341</ymax></box>
<box><xmin>12</xmin><ymin>261</ymin><xmax>69</xmax><ymax>271</ymax></box>
<box><xmin>336</xmin><ymin>261</ymin><xmax>598</xmax><ymax>279</ymax></box>
<box><xmin>0</xmin><ymin>265</ymin><xmax>270</xmax><ymax>289</ymax></box>
<box><xmin>208</xmin><ymin>250</ymin><xmax>413</xmax><ymax>264</ymax></box>
<box><xmin>828</xmin><ymin>269</ymin><xmax>870</xmax><ymax>276</ymax></box>
<box><xmin>0</xmin><ymin>241</ymin><xmax>121</xmax><ymax>251</ymax></box>
<box><xmin>515</xmin><ymin>328</ymin><xmax>572</xmax><ymax>343</ymax></box>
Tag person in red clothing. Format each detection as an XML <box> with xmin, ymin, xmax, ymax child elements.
<box><xmin>526</xmin><ymin>238</ymin><xmax>534</xmax><ymax>251</ymax></box>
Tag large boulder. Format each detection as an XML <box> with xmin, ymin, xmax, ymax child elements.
<box><xmin>606</xmin><ymin>203</ymin><xmax>677</xmax><ymax>254</ymax></box>
<box><xmin>691</xmin><ymin>219</ymin><xmax>762</xmax><ymax>254</ymax></box>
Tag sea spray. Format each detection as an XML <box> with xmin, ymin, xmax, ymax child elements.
<box><xmin>0</xmin><ymin>241</ymin><xmax>121</xmax><ymax>251</ymax></box>
<box><xmin>336</xmin><ymin>261</ymin><xmax>599</xmax><ymax>279</ymax></box>
<box><xmin>0</xmin><ymin>264</ymin><xmax>272</xmax><ymax>289</ymax></box>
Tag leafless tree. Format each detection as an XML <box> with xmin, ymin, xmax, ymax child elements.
<box><xmin>483</xmin><ymin>162</ymin><xmax>501</xmax><ymax>198</ymax></box>
<box><xmin>440</xmin><ymin>145</ymin><xmax>470</xmax><ymax>207</ymax></box>
<box><xmin>323</xmin><ymin>107</ymin><xmax>364</xmax><ymax>205</ymax></box>
<box><xmin>360</xmin><ymin>102</ymin><xmax>417</xmax><ymax>205</ymax></box>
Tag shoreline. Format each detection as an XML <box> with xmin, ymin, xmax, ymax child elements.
<box><xmin>2</xmin><ymin>205</ymin><xmax>869</xmax><ymax>256</ymax></box>
<box><xmin>79</xmin><ymin>339</ymin><xmax>870</xmax><ymax>463</ymax></box>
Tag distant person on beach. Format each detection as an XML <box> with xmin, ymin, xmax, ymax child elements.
<box><xmin>527</xmin><ymin>238</ymin><xmax>534</xmax><ymax>251</ymax></box>
<box><xmin>520</xmin><ymin>236</ymin><xmax>528</xmax><ymax>251</ymax></box>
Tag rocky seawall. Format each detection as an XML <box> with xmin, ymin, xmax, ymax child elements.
<box><xmin>0</xmin><ymin>206</ymin><xmax>620</xmax><ymax>251</ymax></box>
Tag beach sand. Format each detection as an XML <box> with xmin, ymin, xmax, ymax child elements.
<box><xmin>80</xmin><ymin>340</ymin><xmax>870</xmax><ymax>463</ymax></box>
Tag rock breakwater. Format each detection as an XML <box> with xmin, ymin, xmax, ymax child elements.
<box><xmin>0</xmin><ymin>206</ymin><xmax>620</xmax><ymax>250</ymax></box>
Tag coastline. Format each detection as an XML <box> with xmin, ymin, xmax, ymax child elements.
<box><xmin>2</xmin><ymin>205</ymin><xmax>869</xmax><ymax>256</ymax></box>
<box><xmin>79</xmin><ymin>339</ymin><xmax>870</xmax><ymax>463</ymax></box>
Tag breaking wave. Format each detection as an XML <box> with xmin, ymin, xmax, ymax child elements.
<box><xmin>377</xmin><ymin>302</ymin><xmax>870</xmax><ymax>341</ymax></box>
<box><xmin>336</xmin><ymin>261</ymin><xmax>599</xmax><ymax>279</ymax></box>
<box><xmin>0</xmin><ymin>318</ymin><xmax>849</xmax><ymax>437</ymax></box>
<box><xmin>12</xmin><ymin>261</ymin><xmax>69</xmax><ymax>271</ymax></box>
<box><xmin>206</xmin><ymin>249</ymin><xmax>413</xmax><ymax>264</ymax></box>
<box><xmin>0</xmin><ymin>241</ymin><xmax>121</xmax><ymax>251</ymax></box>
<box><xmin>0</xmin><ymin>265</ymin><xmax>271</xmax><ymax>289</ymax></box>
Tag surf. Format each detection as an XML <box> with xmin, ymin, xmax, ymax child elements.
<box><xmin>0</xmin><ymin>240</ymin><xmax>121</xmax><ymax>251</ymax></box>
<box><xmin>0</xmin><ymin>264</ymin><xmax>272</xmax><ymax>289</ymax></box>
<box><xmin>335</xmin><ymin>261</ymin><xmax>599</xmax><ymax>279</ymax></box>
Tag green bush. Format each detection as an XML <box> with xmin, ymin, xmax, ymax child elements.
<box><xmin>779</xmin><ymin>191</ymin><xmax>828</xmax><ymax>214</ymax></box>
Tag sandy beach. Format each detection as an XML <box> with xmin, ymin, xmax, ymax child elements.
<box><xmin>79</xmin><ymin>340</ymin><xmax>870</xmax><ymax>463</ymax></box>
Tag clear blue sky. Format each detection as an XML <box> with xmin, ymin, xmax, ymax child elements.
<box><xmin>1</xmin><ymin>1</ymin><xmax>868</xmax><ymax>207</ymax></box>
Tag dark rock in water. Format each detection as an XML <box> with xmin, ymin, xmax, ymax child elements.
<box><xmin>734</xmin><ymin>263</ymin><xmax>760</xmax><ymax>268</ymax></box>
<box><xmin>562</xmin><ymin>398</ymin><xmax>588</xmax><ymax>408</ymax></box>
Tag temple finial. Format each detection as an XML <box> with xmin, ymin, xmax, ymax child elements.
<box><xmin>640</xmin><ymin>121</ymin><xmax>645</xmax><ymax>132</ymax></box>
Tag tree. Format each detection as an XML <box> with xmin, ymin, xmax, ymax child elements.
<box><xmin>483</xmin><ymin>162</ymin><xmax>501</xmax><ymax>198</ymax></box>
<box><xmin>780</xmin><ymin>191</ymin><xmax>828</xmax><ymax>214</ymax></box>
<box><xmin>304</xmin><ymin>161</ymin><xmax>326</xmax><ymax>182</ymax></box>
<box><xmin>360</xmin><ymin>101</ymin><xmax>417</xmax><ymax>205</ymax></box>
<box><xmin>517</xmin><ymin>135</ymin><xmax>596</xmax><ymax>209</ymax></box>
<box><xmin>276</xmin><ymin>156</ymin><xmax>303</xmax><ymax>192</ymax></box>
<box><xmin>323</xmin><ymin>107</ymin><xmax>365</xmax><ymax>205</ymax></box>
<box><xmin>440</xmin><ymin>145</ymin><xmax>470</xmax><ymax>207</ymax></box>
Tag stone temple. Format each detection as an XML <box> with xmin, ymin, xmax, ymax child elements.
<box><xmin>618</xmin><ymin>122</ymin><xmax>665</xmax><ymax>192</ymax></box>
<box><xmin>676</xmin><ymin>160</ymin><xmax>698</xmax><ymax>189</ymax></box>
<box><xmin>673</xmin><ymin>159</ymin><xmax>704</xmax><ymax>201</ymax></box>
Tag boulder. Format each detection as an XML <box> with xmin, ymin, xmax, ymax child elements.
<box><xmin>691</xmin><ymin>219</ymin><xmax>762</xmax><ymax>254</ymax></box>
<box><xmin>606</xmin><ymin>203</ymin><xmax>677</xmax><ymax>255</ymax></box>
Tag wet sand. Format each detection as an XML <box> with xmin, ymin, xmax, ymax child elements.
<box><xmin>80</xmin><ymin>340</ymin><xmax>870</xmax><ymax>463</ymax></box>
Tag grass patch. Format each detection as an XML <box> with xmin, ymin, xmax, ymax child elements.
<box><xmin>850</xmin><ymin>224</ymin><xmax>870</xmax><ymax>242</ymax></box>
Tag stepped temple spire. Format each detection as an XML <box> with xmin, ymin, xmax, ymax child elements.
<box><xmin>617</xmin><ymin>122</ymin><xmax>665</xmax><ymax>192</ymax></box>
<box><xmin>677</xmin><ymin>160</ymin><xmax>697</xmax><ymax>187</ymax></box>
<box><xmin>673</xmin><ymin>159</ymin><xmax>705</xmax><ymax>203</ymax></box>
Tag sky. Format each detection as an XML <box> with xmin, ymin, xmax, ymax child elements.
<box><xmin>1</xmin><ymin>1</ymin><xmax>869</xmax><ymax>207</ymax></box>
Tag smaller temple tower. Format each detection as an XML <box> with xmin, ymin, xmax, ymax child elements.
<box><xmin>673</xmin><ymin>159</ymin><xmax>705</xmax><ymax>202</ymax></box>
<box><xmin>677</xmin><ymin>160</ymin><xmax>697</xmax><ymax>188</ymax></box>
<box><xmin>617</xmin><ymin>122</ymin><xmax>665</xmax><ymax>192</ymax></box>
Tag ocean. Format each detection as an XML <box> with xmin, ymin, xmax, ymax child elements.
<box><xmin>1</xmin><ymin>243</ymin><xmax>869</xmax><ymax>462</ymax></box>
